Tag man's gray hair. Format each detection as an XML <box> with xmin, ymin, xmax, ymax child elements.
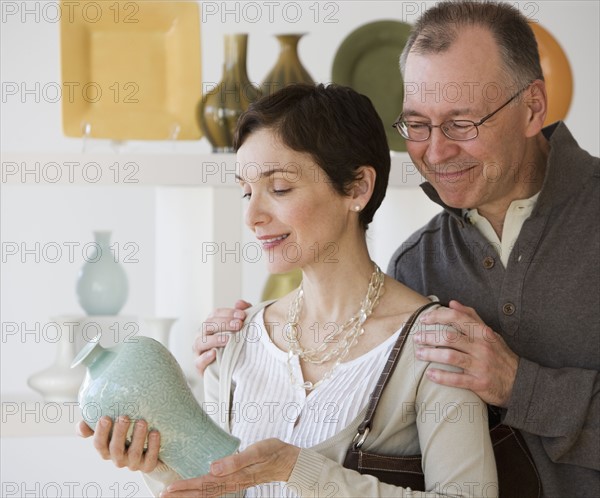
<box><xmin>400</xmin><ymin>0</ymin><xmax>544</xmax><ymax>91</ymax></box>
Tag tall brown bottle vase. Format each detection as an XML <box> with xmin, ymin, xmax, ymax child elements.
<box><xmin>197</xmin><ymin>34</ymin><xmax>261</xmax><ymax>152</ymax></box>
<box><xmin>261</xmin><ymin>34</ymin><xmax>315</xmax><ymax>97</ymax></box>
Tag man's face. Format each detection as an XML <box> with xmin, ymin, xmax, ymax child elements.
<box><xmin>402</xmin><ymin>26</ymin><xmax>531</xmax><ymax>213</ymax></box>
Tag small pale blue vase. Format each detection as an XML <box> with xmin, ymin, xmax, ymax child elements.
<box><xmin>76</xmin><ymin>231</ymin><xmax>128</xmax><ymax>315</ymax></box>
<box><xmin>72</xmin><ymin>336</ymin><xmax>240</xmax><ymax>479</ymax></box>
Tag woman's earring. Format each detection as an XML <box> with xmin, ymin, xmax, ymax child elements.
<box><xmin>353</xmin><ymin>205</ymin><xmax>361</xmax><ymax>212</ymax></box>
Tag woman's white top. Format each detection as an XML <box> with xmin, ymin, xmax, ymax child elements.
<box><xmin>231</xmin><ymin>308</ymin><xmax>401</xmax><ymax>497</ymax></box>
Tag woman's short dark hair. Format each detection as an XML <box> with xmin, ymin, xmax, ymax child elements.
<box><xmin>234</xmin><ymin>83</ymin><xmax>390</xmax><ymax>230</ymax></box>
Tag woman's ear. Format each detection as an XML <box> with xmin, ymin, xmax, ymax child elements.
<box><xmin>524</xmin><ymin>79</ymin><xmax>548</xmax><ymax>137</ymax></box>
<box><xmin>350</xmin><ymin>166</ymin><xmax>376</xmax><ymax>208</ymax></box>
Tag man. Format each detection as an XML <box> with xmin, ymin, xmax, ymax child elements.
<box><xmin>195</xmin><ymin>1</ymin><xmax>599</xmax><ymax>496</ymax></box>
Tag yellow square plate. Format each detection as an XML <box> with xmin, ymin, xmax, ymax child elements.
<box><xmin>61</xmin><ymin>0</ymin><xmax>202</xmax><ymax>140</ymax></box>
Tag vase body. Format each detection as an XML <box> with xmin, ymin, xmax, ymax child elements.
<box><xmin>76</xmin><ymin>231</ymin><xmax>128</xmax><ymax>315</ymax></box>
<box><xmin>261</xmin><ymin>269</ymin><xmax>303</xmax><ymax>301</ymax></box>
<box><xmin>197</xmin><ymin>34</ymin><xmax>261</xmax><ymax>152</ymax></box>
<box><xmin>261</xmin><ymin>34</ymin><xmax>315</xmax><ymax>97</ymax></box>
<box><xmin>28</xmin><ymin>316</ymin><xmax>86</xmax><ymax>401</ymax></box>
<box><xmin>73</xmin><ymin>336</ymin><xmax>240</xmax><ymax>479</ymax></box>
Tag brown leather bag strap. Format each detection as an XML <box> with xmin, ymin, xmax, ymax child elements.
<box><xmin>352</xmin><ymin>301</ymin><xmax>439</xmax><ymax>448</ymax></box>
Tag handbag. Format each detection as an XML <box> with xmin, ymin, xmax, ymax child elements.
<box><xmin>343</xmin><ymin>302</ymin><xmax>542</xmax><ymax>497</ymax></box>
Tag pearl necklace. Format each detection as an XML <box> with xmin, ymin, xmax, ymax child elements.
<box><xmin>286</xmin><ymin>264</ymin><xmax>385</xmax><ymax>391</ymax></box>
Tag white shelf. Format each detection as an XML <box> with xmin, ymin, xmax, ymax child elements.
<box><xmin>1</xmin><ymin>395</ymin><xmax>83</xmax><ymax>438</ymax></box>
<box><xmin>1</xmin><ymin>152</ymin><xmax>425</xmax><ymax>188</ymax></box>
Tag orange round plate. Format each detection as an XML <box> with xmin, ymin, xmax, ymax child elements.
<box><xmin>530</xmin><ymin>22</ymin><xmax>573</xmax><ymax>125</ymax></box>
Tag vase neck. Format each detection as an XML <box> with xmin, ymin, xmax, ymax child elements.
<box><xmin>93</xmin><ymin>231</ymin><xmax>112</xmax><ymax>248</ymax></box>
<box><xmin>73</xmin><ymin>341</ymin><xmax>116</xmax><ymax>379</ymax></box>
<box><xmin>223</xmin><ymin>35</ymin><xmax>249</xmax><ymax>80</ymax></box>
<box><xmin>55</xmin><ymin>331</ymin><xmax>78</xmax><ymax>366</ymax></box>
<box><xmin>276</xmin><ymin>35</ymin><xmax>302</xmax><ymax>51</ymax></box>
<box><xmin>144</xmin><ymin>318</ymin><xmax>177</xmax><ymax>348</ymax></box>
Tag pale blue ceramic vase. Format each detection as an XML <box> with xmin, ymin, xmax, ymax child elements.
<box><xmin>76</xmin><ymin>231</ymin><xmax>128</xmax><ymax>315</ymax></box>
<box><xmin>72</xmin><ymin>336</ymin><xmax>240</xmax><ymax>478</ymax></box>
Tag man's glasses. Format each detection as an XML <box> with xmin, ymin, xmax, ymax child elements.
<box><xmin>392</xmin><ymin>84</ymin><xmax>530</xmax><ymax>142</ymax></box>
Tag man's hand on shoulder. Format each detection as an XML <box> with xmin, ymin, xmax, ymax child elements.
<box><xmin>413</xmin><ymin>300</ymin><xmax>519</xmax><ymax>407</ymax></box>
<box><xmin>193</xmin><ymin>300</ymin><xmax>252</xmax><ymax>375</ymax></box>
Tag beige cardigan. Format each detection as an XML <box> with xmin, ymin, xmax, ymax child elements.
<box><xmin>146</xmin><ymin>303</ymin><xmax>498</xmax><ymax>497</ymax></box>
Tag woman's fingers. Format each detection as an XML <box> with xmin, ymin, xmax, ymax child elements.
<box><xmin>87</xmin><ymin>415</ymin><xmax>160</xmax><ymax>473</ymax></box>
<box><xmin>92</xmin><ymin>416</ymin><xmax>114</xmax><ymax>459</ymax></box>
<box><xmin>109</xmin><ymin>416</ymin><xmax>133</xmax><ymax>467</ymax></box>
<box><xmin>76</xmin><ymin>420</ymin><xmax>94</xmax><ymax>438</ymax></box>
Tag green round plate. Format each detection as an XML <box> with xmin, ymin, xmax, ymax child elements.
<box><xmin>332</xmin><ymin>20</ymin><xmax>412</xmax><ymax>152</ymax></box>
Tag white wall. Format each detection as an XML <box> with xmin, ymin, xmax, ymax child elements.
<box><xmin>1</xmin><ymin>0</ymin><xmax>598</xmax><ymax>490</ymax></box>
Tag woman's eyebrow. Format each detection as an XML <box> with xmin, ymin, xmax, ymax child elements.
<box><xmin>235</xmin><ymin>168</ymin><xmax>289</xmax><ymax>182</ymax></box>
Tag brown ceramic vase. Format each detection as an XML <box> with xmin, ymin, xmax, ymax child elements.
<box><xmin>197</xmin><ymin>34</ymin><xmax>261</xmax><ymax>152</ymax></box>
<box><xmin>261</xmin><ymin>34</ymin><xmax>315</xmax><ymax>97</ymax></box>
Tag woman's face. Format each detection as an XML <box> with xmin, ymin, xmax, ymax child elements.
<box><xmin>236</xmin><ymin>128</ymin><xmax>356</xmax><ymax>274</ymax></box>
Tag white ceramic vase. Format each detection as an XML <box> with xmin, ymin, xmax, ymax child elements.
<box><xmin>28</xmin><ymin>316</ymin><xmax>86</xmax><ymax>401</ymax></box>
<box><xmin>76</xmin><ymin>231</ymin><xmax>129</xmax><ymax>315</ymax></box>
<box><xmin>143</xmin><ymin>317</ymin><xmax>177</xmax><ymax>349</ymax></box>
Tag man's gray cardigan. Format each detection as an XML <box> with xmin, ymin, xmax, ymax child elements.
<box><xmin>388</xmin><ymin>122</ymin><xmax>599</xmax><ymax>498</ymax></box>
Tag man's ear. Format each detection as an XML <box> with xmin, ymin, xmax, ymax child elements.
<box><xmin>524</xmin><ymin>79</ymin><xmax>548</xmax><ymax>137</ymax></box>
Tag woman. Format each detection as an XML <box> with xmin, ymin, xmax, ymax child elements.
<box><xmin>80</xmin><ymin>84</ymin><xmax>497</xmax><ymax>497</ymax></box>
